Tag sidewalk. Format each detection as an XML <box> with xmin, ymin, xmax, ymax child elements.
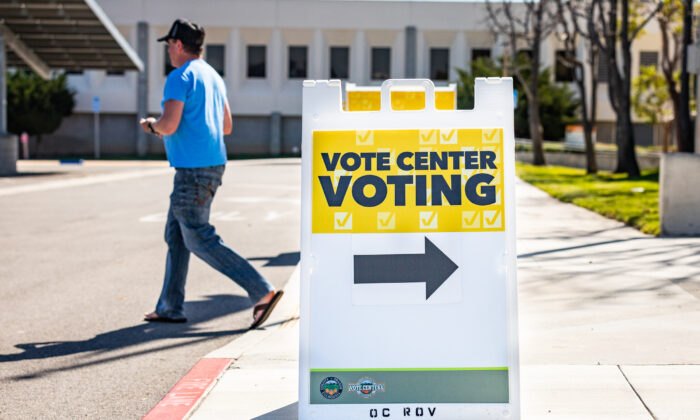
<box><xmin>163</xmin><ymin>179</ymin><xmax>700</xmax><ymax>419</ymax></box>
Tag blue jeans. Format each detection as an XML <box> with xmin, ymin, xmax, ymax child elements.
<box><xmin>154</xmin><ymin>165</ymin><xmax>274</xmax><ymax>319</ymax></box>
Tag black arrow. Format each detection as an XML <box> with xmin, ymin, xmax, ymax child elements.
<box><xmin>353</xmin><ymin>237</ymin><xmax>458</xmax><ymax>300</ymax></box>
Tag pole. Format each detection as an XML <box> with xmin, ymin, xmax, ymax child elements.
<box><xmin>0</xmin><ymin>30</ymin><xmax>6</xmax><ymax>134</ymax></box>
<box><xmin>94</xmin><ymin>111</ymin><xmax>100</xmax><ymax>159</ymax></box>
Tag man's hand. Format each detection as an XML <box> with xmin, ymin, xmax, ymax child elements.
<box><xmin>139</xmin><ymin>117</ymin><xmax>162</xmax><ymax>138</ymax></box>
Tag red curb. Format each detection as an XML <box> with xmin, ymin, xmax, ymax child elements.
<box><xmin>142</xmin><ymin>358</ymin><xmax>232</xmax><ymax>420</ymax></box>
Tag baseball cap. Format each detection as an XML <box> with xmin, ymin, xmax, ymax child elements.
<box><xmin>157</xmin><ymin>19</ymin><xmax>205</xmax><ymax>46</ymax></box>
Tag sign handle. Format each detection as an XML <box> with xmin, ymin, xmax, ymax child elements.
<box><xmin>380</xmin><ymin>79</ymin><xmax>436</xmax><ymax>112</ymax></box>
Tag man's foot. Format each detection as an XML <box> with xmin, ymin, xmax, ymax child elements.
<box><xmin>250</xmin><ymin>290</ymin><xmax>284</xmax><ymax>329</ymax></box>
<box><xmin>143</xmin><ymin>312</ymin><xmax>187</xmax><ymax>323</ymax></box>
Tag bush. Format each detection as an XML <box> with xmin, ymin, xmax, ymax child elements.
<box><xmin>456</xmin><ymin>57</ymin><xmax>579</xmax><ymax>141</ymax></box>
<box><xmin>7</xmin><ymin>71</ymin><xmax>75</xmax><ymax>151</ymax></box>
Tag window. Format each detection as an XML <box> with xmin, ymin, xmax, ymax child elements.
<box><xmin>330</xmin><ymin>46</ymin><xmax>349</xmax><ymax>79</ymax></box>
<box><xmin>65</xmin><ymin>69</ymin><xmax>84</xmax><ymax>75</ymax></box>
<box><xmin>247</xmin><ymin>45</ymin><xmax>266</xmax><ymax>78</ymax></box>
<box><xmin>371</xmin><ymin>47</ymin><xmax>391</xmax><ymax>80</ymax></box>
<box><xmin>288</xmin><ymin>46</ymin><xmax>308</xmax><ymax>79</ymax></box>
<box><xmin>206</xmin><ymin>44</ymin><xmax>225</xmax><ymax>76</ymax></box>
<box><xmin>639</xmin><ymin>51</ymin><xmax>658</xmax><ymax>72</ymax></box>
<box><xmin>597</xmin><ymin>57</ymin><xmax>609</xmax><ymax>83</ymax></box>
<box><xmin>106</xmin><ymin>70</ymin><xmax>125</xmax><ymax>76</ymax></box>
<box><xmin>471</xmin><ymin>48</ymin><xmax>491</xmax><ymax>63</ymax></box>
<box><xmin>164</xmin><ymin>45</ymin><xmax>175</xmax><ymax>76</ymax></box>
<box><xmin>430</xmin><ymin>48</ymin><xmax>449</xmax><ymax>81</ymax></box>
<box><xmin>555</xmin><ymin>50</ymin><xmax>575</xmax><ymax>82</ymax></box>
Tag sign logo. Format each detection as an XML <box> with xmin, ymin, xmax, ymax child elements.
<box><xmin>320</xmin><ymin>377</ymin><xmax>343</xmax><ymax>399</ymax></box>
<box><xmin>348</xmin><ymin>377</ymin><xmax>385</xmax><ymax>399</ymax></box>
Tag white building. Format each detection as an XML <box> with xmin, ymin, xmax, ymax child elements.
<box><xmin>34</xmin><ymin>0</ymin><xmax>668</xmax><ymax>157</ymax></box>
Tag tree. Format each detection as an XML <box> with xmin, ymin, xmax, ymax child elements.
<box><xmin>677</xmin><ymin>0</ymin><xmax>694</xmax><ymax>153</ymax></box>
<box><xmin>6</xmin><ymin>71</ymin><xmax>75</xmax><ymax>154</ymax></box>
<box><xmin>590</xmin><ymin>0</ymin><xmax>661</xmax><ymax>177</ymax></box>
<box><xmin>553</xmin><ymin>0</ymin><xmax>601</xmax><ymax>174</ymax></box>
<box><xmin>657</xmin><ymin>0</ymin><xmax>692</xmax><ymax>153</ymax></box>
<box><xmin>486</xmin><ymin>0</ymin><xmax>558</xmax><ymax>166</ymax></box>
<box><xmin>632</xmin><ymin>65</ymin><xmax>674</xmax><ymax>152</ymax></box>
<box><xmin>457</xmin><ymin>56</ymin><xmax>579</xmax><ymax>142</ymax></box>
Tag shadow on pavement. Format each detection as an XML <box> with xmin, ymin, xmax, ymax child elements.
<box><xmin>250</xmin><ymin>251</ymin><xmax>300</xmax><ymax>267</ymax></box>
<box><xmin>0</xmin><ymin>171</ymin><xmax>65</xmax><ymax>178</ymax></box>
<box><xmin>0</xmin><ymin>294</ymin><xmax>252</xmax><ymax>378</ymax></box>
<box><xmin>252</xmin><ymin>402</ymin><xmax>299</xmax><ymax>419</ymax></box>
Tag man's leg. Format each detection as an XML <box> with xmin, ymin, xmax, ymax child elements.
<box><xmin>149</xmin><ymin>178</ymin><xmax>192</xmax><ymax>320</ymax></box>
<box><xmin>173</xmin><ymin>166</ymin><xmax>275</xmax><ymax>305</ymax></box>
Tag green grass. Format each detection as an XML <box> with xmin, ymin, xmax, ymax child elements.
<box><xmin>516</xmin><ymin>162</ymin><xmax>660</xmax><ymax>235</ymax></box>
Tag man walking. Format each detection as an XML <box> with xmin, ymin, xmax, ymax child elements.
<box><xmin>139</xmin><ymin>19</ymin><xmax>282</xmax><ymax>329</ymax></box>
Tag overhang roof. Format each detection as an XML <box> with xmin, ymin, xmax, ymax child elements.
<box><xmin>0</xmin><ymin>0</ymin><xmax>143</xmax><ymax>75</ymax></box>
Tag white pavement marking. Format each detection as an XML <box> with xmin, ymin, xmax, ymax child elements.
<box><xmin>224</xmin><ymin>196</ymin><xmax>301</xmax><ymax>204</ymax></box>
<box><xmin>0</xmin><ymin>168</ymin><xmax>173</xmax><ymax>197</ymax></box>
<box><xmin>139</xmin><ymin>211</ymin><xmax>247</xmax><ymax>223</ymax></box>
<box><xmin>265</xmin><ymin>211</ymin><xmax>292</xmax><ymax>221</ymax></box>
<box><xmin>228</xmin><ymin>183</ymin><xmax>300</xmax><ymax>191</ymax></box>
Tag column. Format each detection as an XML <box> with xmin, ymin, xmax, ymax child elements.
<box><xmin>451</xmin><ymin>31</ymin><xmax>467</xmax><ymax>81</ymax></box>
<box><xmin>405</xmin><ymin>26</ymin><xmax>416</xmax><ymax>79</ymax></box>
<box><xmin>351</xmin><ymin>30</ymin><xmax>367</xmax><ymax>84</ymax></box>
<box><xmin>310</xmin><ymin>29</ymin><xmax>324</xmax><ymax>79</ymax></box>
<box><xmin>136</xmin><ymin>21</ymin><xmax>149</xmax><ymax>157</ymax></box>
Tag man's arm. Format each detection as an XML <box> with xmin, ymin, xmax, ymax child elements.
<box><xmin>139</xmin><ymin>99</ymin><xmax>184</xmax><ymax>137</ymax></box>
<box><xmin>223</xmin><ymin>100</ymin><xmax>232</xmax><ymax>135</ymax></box>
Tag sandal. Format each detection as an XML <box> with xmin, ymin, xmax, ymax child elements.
<box><xmin>249</xmin><ymin>291</ymin><xmax>284</xmax><ymax>329</ymax></box>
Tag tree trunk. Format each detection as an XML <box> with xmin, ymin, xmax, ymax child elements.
<box><xmin>678</xmin><ymin>0</ymin><xmax>694</xmax><ymax>153</ymax></box>
<box><xmin>530</xmin><ymin>5</ymin><xmax>546</xmax><ymax>166</ymax></box>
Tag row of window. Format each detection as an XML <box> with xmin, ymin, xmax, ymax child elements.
<box><xmin>164</xmin><ymin>45</ymin><xmax>493</xmax><ymax>81</ymax></box>
<box><xmin>70</xmin><ymin>46</ymin><xmax>660</xmax><ymax>84</ymax></box>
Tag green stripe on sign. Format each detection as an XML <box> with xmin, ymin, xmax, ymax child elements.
<box><xmin>310</xmin><ymin>369</ymin><xmax>509</xmax><ymax>404</ymax></box>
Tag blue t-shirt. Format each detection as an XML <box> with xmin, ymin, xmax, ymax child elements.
<box><xmin>162</xmin><ymin>59</ymin><xmax>228</xmax><ymax>168</ymax></box>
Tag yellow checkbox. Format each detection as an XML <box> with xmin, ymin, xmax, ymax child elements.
<box><xmin>356</xmin><ymin>130</ymin><xmax>373</xmax><ymax>146</ymax></box>
<box><xmin>419</xmin><ymin>129</ymin><xmax>437</xmax><ymax>145</ymax></box>
<box><xmin>439</xmin><ymin>129</ymin><xmax>457</xmax><ymax>144</ymax></box>
<box><xmin>484</xmin><ymin>168</ymin><xmax>501</xmax><ymax>185</ymax></box>
<box><xmin>419</xmin><ymin>211</ymin><xmax>438</xmax><ymax>229</ymax></box>
<box><xmin>377</xmin><ymin>148</ymin><xmax>395</xmax><ymax>167</ymax></box>
<box><xmin>334</xmin><ymin>212</ymin><xmax>352</xmax><ymax>230</ymax></box>
<box><xmin>377</xmin><ymin>212</ymin><xmax>395</xmax><ymax>230</ymax></box>
<box><xmin>462</xmin><ymin>210</ymin><xmax>481</xmax><ymax>228</ymax></box>
<box><xmin>426</xmin><ymin>188</ymin><xmax>432</xmax><ymax>206</ymax></box>
<box><xmin>482</xmin><ymin>145</ymin><xmax>501</xmax><ymax>165</ymax></box>
<box><xmin>333</xmin><ymin>169</ymin><xmax>348</xmax><ymax>187</ymax></box>
<box><xmin>483</xmin><ymin>210</ymin><xmax>502</xmax><ymax>229</ymax></box>
<box><xmin>482</xmin><ymin>128</ymin><xmax>501</xmax><ymax>144</ymax></box>
<box><xmin>494</xmin><ymin>186</ymin><xmax>502</xmax><ymax>205</ymax></box>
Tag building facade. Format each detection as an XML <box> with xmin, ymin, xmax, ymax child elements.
<box><xmin>31</xmin><ymin>0</ymin><xmax>667</xmax><ymax>157</ymax></box>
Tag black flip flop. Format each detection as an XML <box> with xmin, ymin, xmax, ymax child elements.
<box><xmin>250</xmin><ymin>290</ymin><xmax>284</xmax><ymax>330</ymax></box>
<box><xmin>144</xmin><ymin>314</ymin><xmax>187</xmax><ymax>323</ymax></box>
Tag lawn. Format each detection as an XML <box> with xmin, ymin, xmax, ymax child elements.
<box><xmin>515</xmin><ymin>162</ymin><xmax>660</xmax><ymax>235</ymax></box>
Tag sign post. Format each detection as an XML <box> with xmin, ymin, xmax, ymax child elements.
<box><xmin>300</xmin><ymin>78</ymin><xmax>519</xmax><ymax>419</ymax></box>
<box><xmin>92</xmin><ymin>96</ymin><xmax>100</xmax><ymax>159</ymax></box>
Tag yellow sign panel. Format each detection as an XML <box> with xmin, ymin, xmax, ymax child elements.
<box><xmin>347</xmin><ymin>91</ymin><xmax>456</xmax><ymax>111</ymax></box>
<box><xmin>312</xmin><ymin>128</ymin><xmax>504</xmax><ymax>233</ymax></box>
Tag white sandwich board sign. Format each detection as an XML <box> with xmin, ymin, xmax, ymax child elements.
<box><xmin>299</xmin><ymin>78</ymin><xmax>520</xmax><ymax>419</ymax></box>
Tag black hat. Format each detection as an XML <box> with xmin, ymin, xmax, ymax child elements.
<box><xmin>158</xmin><ymin>19</ymin><xmax>205</xmax><ymax>46</ymax></box>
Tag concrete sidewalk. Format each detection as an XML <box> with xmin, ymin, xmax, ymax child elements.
<box><xmin>185</xmin><ymin>179</ymin><xmax>700</xmax><ymax>419</ymax></box>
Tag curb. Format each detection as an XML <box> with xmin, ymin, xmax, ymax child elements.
<box><xmin>141</xmin><ymin>264</ymin><xmax>301</xmax><ymax>420</ymax></box>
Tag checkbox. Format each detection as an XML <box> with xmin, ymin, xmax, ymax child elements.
<box><xmin>377</xmin><ymin>212</ymin><xmax>395</xmax><ymax>229</ymax></box>
<box><xmin>419</xmin><ymin>129</ymin><xmax>437</xmax><ymax>145</ymax></box>
<box><xmin>426</xmin><ymin>188</ymin><xmax>432</xmax><ymax>206</ymax></box>
<box><xmin>439</xmin><ymin>129</ymin><xmax>457</xmax><ymax>144</ymax></box>
<box><xmin>377</xmin><ymin>148</ymin><xmax>395</xmax><ymax>167</ymax></box>
<box><xmin>482</xmin><ymin>128</ymin><xmax>501</xmax><ymax>144</ymax></box>
<box><xmin>334</xmin><ymin>212</ymin><xmax>352</xmax><ymax>230</ymax></box>
<box><xmin>462</xmin><ymin>210</ymin><xmax>481</xmax><ymax>228</ymax></box>
<box><xmin>419</xmin><ymin>211</ymin><xmax>438</xmax><ymax>229</ymax></box>
<box><xmin>333</xmin><ymin>169</ymin><xmax>348</xmax><ymax>187</ymax></box>
<box><xmin>483</xmin><ymin>210</ymin><xmax>502</xmax><ymax>228</ymax></box>
<box><xmin>494</xmin><ymin>186</ymin><xmax>502</xmax><ymax>205</ymax></box>
<box><xmin>482</xmin><ymin>146</ymin><xmax>501</xmax><ymax>165</ymax></box>
<box><xmin>356</xmin><ymin>130</ymin><xmax>374</xmax><ymax>146</ymax></box>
